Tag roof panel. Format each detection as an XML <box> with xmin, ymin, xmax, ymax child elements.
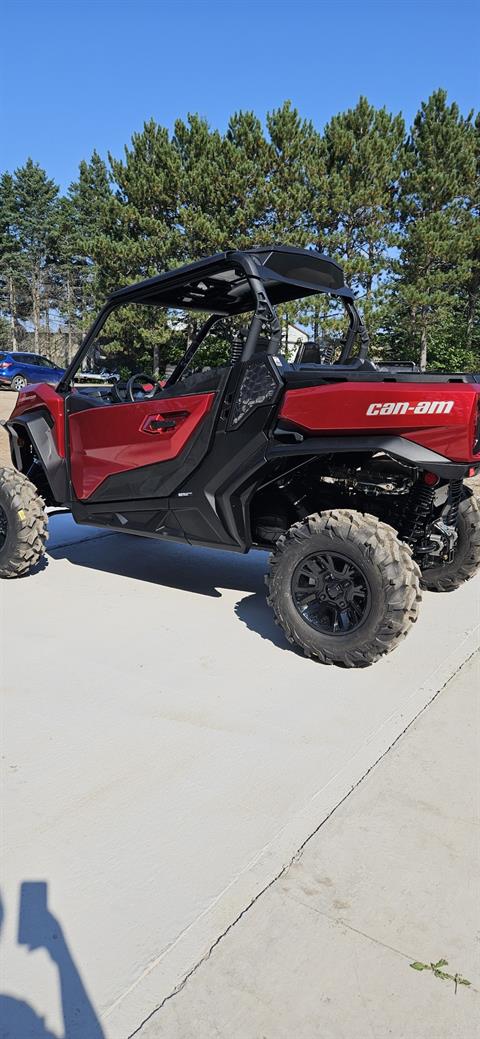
<box><xmin>108</xmin><ymin>246</ymin><xmax>353</xmax><ymax>312</ymax></box>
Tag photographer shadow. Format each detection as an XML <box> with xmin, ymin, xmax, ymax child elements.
<box><xmin>0</xmin><ymin>883</ymin><xmax>104</xmax><ymax>1039</ymax></box>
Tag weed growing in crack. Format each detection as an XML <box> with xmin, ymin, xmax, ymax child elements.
<box><xmin>410</xmin><ymin>958</ymin><xmax>471</xmax><ymax>993</ymax></box>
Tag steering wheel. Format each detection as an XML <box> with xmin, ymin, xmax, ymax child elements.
<box><xmin>125</xmin><ymin>373</ymin><xmax>157</xmax><ymax>402</ymax></box>
<box><xmin>111</xmin><ymin>379</ymin><xmax>128</xmax><ymax>403</ymax></box>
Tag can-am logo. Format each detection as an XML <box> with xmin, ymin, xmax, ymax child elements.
<box><xmin>366</xmin><ymin>400</ymin><xmax>454</xmax><ymax>417</ymax></box>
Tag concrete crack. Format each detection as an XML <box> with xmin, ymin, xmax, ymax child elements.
<box><xmin>284</xmin><ymin>893</ymin><xmax>480</xmax><ymax>995</ymax></box>
<box><xmin>127</xmin><ymin>647</ymin><xmax>479</xmax><ymax>1037</ymax></box>
<box><xmin>284</xmin><ymin>891</ymin><xmax>417</xmax><ymax>962</ymax></box>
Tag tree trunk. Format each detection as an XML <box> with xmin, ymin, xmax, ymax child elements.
<box><xmin>365</xmin><ymin>244</ymin><xmax>374</xmax><ymax>300</ymax></box>
<box><xmin>67</xmin><ymin>274</ymin><xmax>73</xmax><ymax>365</ymax></box>
<box><xmin>8</xmin><ymin>276</ymin><xmax>17</xmax><ymax>350</ymax></box>
<box><xmin>32</xmin><ymin>268</ymin><xmax>41</xmax><ymax>352</ymax></box>
<box><xmin>419</xmin><ymin>321</ymin><xmax>428</xmax><ymax>371</ymax></box>
<box><xmin>466</xmin><ymin>275</ymin><xmax>479</xmax><ymax>349</ymax></box>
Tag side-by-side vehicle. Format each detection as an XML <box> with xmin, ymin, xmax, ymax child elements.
<box><xmin>1</xmin><ymin>246</ymin><xmax>479</xmax><ymax>666</ymax></box>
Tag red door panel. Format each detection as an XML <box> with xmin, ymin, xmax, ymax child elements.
<box><xmin>69</xmin><ymin>392</ymin><xmax>215</xmax><ymax>500</ymax></box>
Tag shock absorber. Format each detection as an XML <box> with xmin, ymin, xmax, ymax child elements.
<box><xmin>279</xmin><ymin>478</ymin><xmax>310</xmax><ymax>519</ymax></box>
<box><xmin>230</xmin><ymin>337</ymin><xmax>244</xmax><ymax>363</ymax></box>
<box><xmin>445</xmin><ymin>478</ymin><xmax>463</xmax><ymax>526</ymax></box>
<box><xmin>399</xmin><ymin>474</ymin><xmax>437</xmax><ymax>549</ymax></box>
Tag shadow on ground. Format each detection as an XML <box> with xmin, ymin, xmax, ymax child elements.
<box><xmin>47</xmin><ymin>520</ymin><xmax>293</xmax><ymax>653</ymax></box>
<box><xmin>0</xmin><ymin>883</ymin><xmax>104</xmax><ymax>1039</ymax></box>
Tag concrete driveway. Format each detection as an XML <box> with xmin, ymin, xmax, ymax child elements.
<box><xmin>1</xmin><ymin>499</ymin><xmax>479</xmax><ymax>1037</ymax></box>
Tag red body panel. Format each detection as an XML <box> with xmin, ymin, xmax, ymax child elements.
<box><xmin>8</xmin><ymin>383</ymin><xmax>66</xmax><ymax>456</ymax></box>
<box><xmin>68</xmin><ymin>392</ymin><xmax>214</xmax><ymax>499</ymax></box>
<box><xmin>280</xmin><ymin>382</ymin><xmax>480</xmax><ymax>463</ymax></box>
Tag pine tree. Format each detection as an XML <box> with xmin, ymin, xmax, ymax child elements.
<box><xmin>10</xmin><ymin>159</ymin><xmax>59</xmax><ymax>352</ymax></box>
<box><xmin>224</xmin><ymin>110</ymin><xmax>270</xmax><ymax>245</ymax></box>
<box><xmin>53</xmin><ymin>152</ymin><xmax>113</xmax><ymax>362</ymax></box>
<box><xmin>174</xmin><ymin>114</ymin><xmax>233</xmax><ymax>256</ymax></box>
<box><xmin>105</xmin><ymin>119</ymin><xmax>183</xmax><ymax>282</ymax></box>
<box><xmin>464</xmin><ymin>112</ymin><xmax>480</xmax><ymax>354</ymax></box>
<box><xmin>393</xmin><ymin>90</ymin><xmax>477</xmax><ymax>370</ymax></box>
<box><xmin>0</xmin><ymin>95</ymin><xmax>476</xmax><ymax>373</ymax></box>
<box><xmin>312</xmin><ymin>97</ymin><xmax>405</xmax><ymax>346</ymax></box>
<box><xmin>266</xmin><ymin>101</ymin><xmax>321</xmax><ymax>247</ymax></box>
<box><xmin>68</xmin><ymin>150</ymin><xmax>112</xmax><ymax>304</ymax></box>
<box><xmin>265</xmin><ymin>102</ymin><xmax>325</xmax><ymax>341</ymax></box>
<box><xmin>91</xmin><ymin>121</ymin><xmax>184</xmax><ymax>373</ymax></box>
<box><xmin>173</xmin><ymin>112</ymin><xmax>270</xmax><ymax>258</ymax></box>
<box><xmin>0</xmin><ymin>172</ymin><xmax>29</xmax><ymax>348</ymax></box>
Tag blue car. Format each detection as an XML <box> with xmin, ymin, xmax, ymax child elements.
<box><xmin>0</xmin><ymin>351</ymin><xmax>65</xmax><ymax>391</ymax></box>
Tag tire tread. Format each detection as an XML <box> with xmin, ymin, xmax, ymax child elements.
<box><xmin>266</xmin><ymin>509</ymin><xmax>421</xmax><ymax>667</ymax></box>
<box><xmin>0</xmin><ymin>466</ymin><xmax>48</xmax><ymax>578</ymax></box>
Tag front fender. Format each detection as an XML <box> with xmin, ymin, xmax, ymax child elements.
<box><xmin>5</xmin><ymin>409</ymin><xmax>69</xmax><ymax>504</ymax></box>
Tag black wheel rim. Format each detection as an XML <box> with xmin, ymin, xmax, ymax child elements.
<box><xmin>291</xmin><ymin>550</ymin><xmax>371</xmax><ymax>636</ymax></box>
<box><xmin>0</xmin><ymin>504</ymin><xmax>8</xmax><ymax>551</ymax></box>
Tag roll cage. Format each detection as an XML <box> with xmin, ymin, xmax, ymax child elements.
<box><xmin>57</xmin><ymin>246</ymin><xmax>368</xmax><ymax>392</ymax></box>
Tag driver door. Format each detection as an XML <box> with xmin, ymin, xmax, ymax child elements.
<box><xmin>67</xmin><ymin>388</ymin><xmax>216</xmax><ymax>501</ymax></box>
<box><xmin>65</xmin><ymin>303</ymin><xmax>233</xmax><ymax>503</ymax></box>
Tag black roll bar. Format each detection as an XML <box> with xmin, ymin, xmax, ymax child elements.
<box><xmin>57</xmin><ymin>256</ymin><xmax>366</xmax><ymax>394</ymax></box>
<box><xmin>240</xmin><ymin>255</ymin><xmax>282</xmax><ymax>362</ymax></box>
<box><xmin>338</xmin><ymin>300</ymin><xmax>370</xmax><ymax>365</ymax></box>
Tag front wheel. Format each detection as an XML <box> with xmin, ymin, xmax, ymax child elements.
<box><xmin>421</xmin><ymin>494</ymin><xmax>480</xmax><ymax>592</ymax></box>
<box><xmin>0</xmin><ymin>467</ymin><xmax>48</xmax><ymax>577</ymax></box>
<box><xmin>11</xmin><ymin>375</ymin><xmax>27</xmax><ymax>391</ymax></box>
<box><xmin>266</xmin><ymin>510</ymin><xmax>421</xmax><ymax>667</ymax></box>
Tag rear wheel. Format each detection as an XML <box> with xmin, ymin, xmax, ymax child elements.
<box><xmin>0</xmin><ymin>467</ymin><xmax>48</xmax><ymax>578</ymax></box>
<box><xmin>421</xmin><ymin>494</ymin><xmax>480</xmax><ymax>592</ymax></box>
<box><xmin>266</xmin><ymin>510</ymin><xmax>421</xmax><ymax>667</ymax></box>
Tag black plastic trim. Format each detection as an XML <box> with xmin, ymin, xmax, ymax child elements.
<box><xmin>267</xmin><ymin>434</ymin><xmax>474</xmax><ymax>479</ymax></box>
<box><xmin>6</xmin><ymin>410</ymin><xmax>69</xmax><ymax>503</ymax></box>
<box><xmin>284</xmin><ymin>368</ymin><xmax>479</xmax><ymax>389</ymax></box>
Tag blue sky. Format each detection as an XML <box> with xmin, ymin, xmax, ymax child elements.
<box><xmin>2</xmin><ymin>0</ymin><xmax>479</xmax><ymax>190</ymax></box>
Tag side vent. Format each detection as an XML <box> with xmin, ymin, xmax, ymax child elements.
<box><xmin>229</xmin><ymin>358</ymin><xmax>280</xmax><ymax>429</ymax></box>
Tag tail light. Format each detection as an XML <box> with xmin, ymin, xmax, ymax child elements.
<box><xmin>423</xmin><ymin>471</ymin><xmax>440</xmax><ymax>486</ymax></box>
<box><xmin>474</xmin><ymin>396</ymin><xmax>480</xmax><ymax>454</ymax></box>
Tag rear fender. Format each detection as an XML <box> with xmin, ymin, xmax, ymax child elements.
<box><xmin>266</xmin><ymin>434</ymin><xmax>477</xmax><ymax>480</ymax></box>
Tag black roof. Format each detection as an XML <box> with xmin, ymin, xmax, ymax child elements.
<box><xmin>109</xmin><ymin>246</ymin><xmax>353</xmax><ymax>314</ymax></box>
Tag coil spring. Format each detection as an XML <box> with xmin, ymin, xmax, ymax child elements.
<box><xmin>230</xmin><ymin>339</ymin><xmax>243</xmax><ymax>363</ymax></box>
<box><xmin>400</xmin><ymin>480</ymin><xmax>436</xmax><ymax>547</ymax></box>
<box><xmin>446</xmin><ymin>479</ymin><xmax>462</xmax><ymax>526</ymax></box>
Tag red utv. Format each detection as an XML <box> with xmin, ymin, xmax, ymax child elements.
<box><xmin>1</xmin><ymin>247</ymin><xmax>480</xmax><ymax>666</ymax></box>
